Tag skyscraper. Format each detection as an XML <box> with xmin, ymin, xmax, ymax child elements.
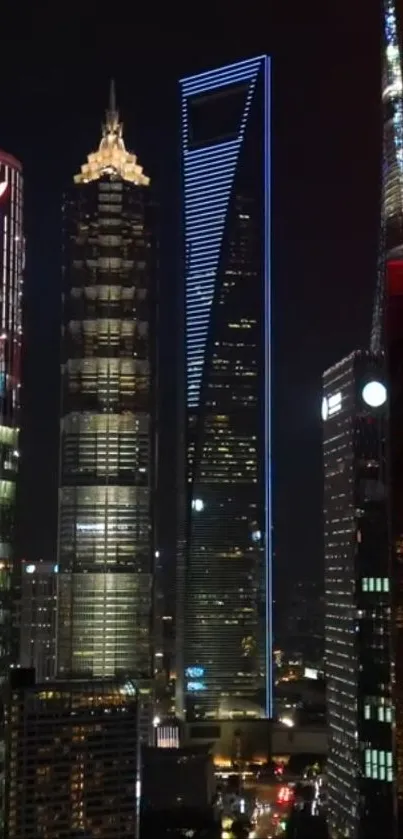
<box><xmin>0</xmin><ymin>149</ymin><xmax>23</xmax><ymax>835</ymax></box>
<box><xmin>177</xmin><ymin>56</ymin><xmax>272</xmax><ymax>721</ymax></box>
<box><xmin>0</xmin><ymin>151</ymin><xmax>23</xmax><ymax>681</ymax></box>
<box><xmin>57</xmin><ymin>84</ymin><xmax>157</xmax><ymax>679</ymax></box>
<box><xmin>372</xmin><ymin>3</ymin><xmax>403</xmax><ymax>831</ymax></box>
<box><xmin>323</xmin><ymin>351</ymin><xmax>393</xmax><ymax>839</ymax></box>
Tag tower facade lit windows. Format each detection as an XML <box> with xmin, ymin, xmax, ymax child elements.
<box><xmin>0</xmin><ymin>149</ymin><xmax>23</xmax><ymax>835</ymax></box>
<box><xmin>56</xmin><ymin>85</ymin><xmax>157</xmax><ymax>679</ymax></box>
<box><xmin>370</xmin><ymin>4</ymin><xmax>403</xmax><ymax>831</ymax></box>
<box><xmin>177</xmin><ymin>57</ymin><xmax>272</xmax><ymax>721</ymax></box>
<box><xmin>323</xmin><ymin>351</ymin><xmax>393</xmax><ymax>839</ymax></box>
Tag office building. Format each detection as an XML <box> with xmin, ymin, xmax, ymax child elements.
<box><xmin>370</xmin><ymin>3</ymin><xmax>403</xmax><ymax>833</ymax></box>
<box><xmin>4</xmin><ymin>668</ymin><xmax>140</xmax><ymax>839</ymax></box>
<box><xmin>177</xmin><ymin>56</ymin><xmax>272</xmax><ymax>721</ymax></box>
<box><xmin>323</xmin><ymin>351</ymin><xmax>393</xmax><ymax>839</ymax></box>
<box><xmin>0</xmin><ymin>151</ymin><xmax>23</xmax><ymax>678</ymax></box>
<box><xmin>19</xmin><ymin>560</ymin><xmax>56</xmax><ymax>680</ymax></box>
<box><xmin>56</xmin><ymin>83</ymin><xmax>157</xmax><ymax>678</ymax></box>
<box><xmin>0</xmin><ymin>149</ymin><xmax>23</xmax><ymax>836</ymax></box>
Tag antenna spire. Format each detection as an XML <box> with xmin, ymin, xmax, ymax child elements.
<box><xmin>105</xmin><ymin>79</ymin><xmax>119</xmax><ymax>130</ymax></box>
<box><xmin>109</xmin><ymin>79</ymin><xmax>116</xmax><ymax>114</ymax></box>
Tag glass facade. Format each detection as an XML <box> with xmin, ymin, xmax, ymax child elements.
<box><xmin>177</xmin><ymin>57</ymin><xmax>272</xmax><ymax>721</ymax></box>
<box><xmin>371</xmin><ymin>4</ymin><xmax>403</xmax><ymax>833</ymax></box>
<box><xmin>57</xmin><ymin>91</ymin><xmax>156</xmax><ymax>679</ymax></box>
<box><xmin>0</xmin><ymin>152</ymin><xmax>23</xmax><ymax>679</ymax></box>
<box><xmin>0</xmin><ymin>150</ymin><xmax>23</xmax><ymax>834</ymax></box>
<box><xmin>323</xmin><ymin>351</ymin><xmax>393</xmax><ymax>839</ymax></box>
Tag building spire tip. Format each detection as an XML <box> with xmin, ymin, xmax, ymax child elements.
<box><xmin>105</xmin><ymin>79</ymin><xmax>118</xmax><ymax>130</ymax></box>
<box><xmin>109</xmin><ymin>79</ymin><xmax>116</xmax><ymax>115</ymax></box>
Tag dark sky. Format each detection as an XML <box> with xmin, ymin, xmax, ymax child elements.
<box><xmin>0</xmin><ymin>2</ymin><xmax>382</xmax><ymax>589</ymax></box>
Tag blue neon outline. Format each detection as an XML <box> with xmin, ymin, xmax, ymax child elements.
<box><xmin>181</xmin><ymin>55</ymin><xmax>272</xmax><ymax>719</ymax></box>
<box><xmin>182</xmin><ymin>62</ymin><xmax>260</xmax><ymax>408</ymax></box>
<box><xmin>180</xmin><ymin>55</ymin><xmax>266</xmax><ymax>86</ymax></box>
<box><xmin>264</xmin><ymin>56</ymin><xmax>272</xmax><ymax>719</ymax></box>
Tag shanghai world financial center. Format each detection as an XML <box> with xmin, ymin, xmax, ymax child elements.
<box><xmin>176</xmin><ymin>56</ymin><xmax>272</xmax><ymax>721</ymax></box>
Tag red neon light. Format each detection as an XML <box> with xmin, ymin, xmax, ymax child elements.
<box><xmin>387</xmin><ymin>260</ymin><xmax>403</xmax><ymax>297</ymax></box>
<box><xmin>277</xmin><ymin>786</ymin><xmax>293</xmax><ymax>805</ymax></box>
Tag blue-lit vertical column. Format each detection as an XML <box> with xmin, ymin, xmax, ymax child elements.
<box><xmin>263</xmin><ymin>56</ymin><xmax>272</xmax><ymax>718</ymax></box>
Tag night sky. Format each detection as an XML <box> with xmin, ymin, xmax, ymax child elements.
<box><xmin>0</xmin><ymin>2</ymin><xmax>382</xmax><ymax>597</ymax></box>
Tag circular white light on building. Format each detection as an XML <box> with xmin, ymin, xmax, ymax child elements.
<box><xmin>192</xmin><ymin>498</ymin><xmax>204</xmax><ymax>512</ymax></box>
<box><xmin>25</xmin><ymin>564</ymin><xmax>36</xmax><ymax>574</ymax></box>
<box><xmin>362</xmin><ymin>380</ymin><xmax>387</xmax><ymax>408</ymax></box>
<box><xmin>321</xmin><ymin>397</ymin><xmax>328</xmax><ymax>421</ymax></box>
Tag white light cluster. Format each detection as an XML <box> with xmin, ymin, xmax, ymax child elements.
<box><xmin>362</xmin><ymin>380</ymin><xmax>387</xmax><ymax>407</ymax></box>
<box><xmin>321</xmin><ymin>392</ymin><xmax>342</xmax><ymax>421</ymax></box>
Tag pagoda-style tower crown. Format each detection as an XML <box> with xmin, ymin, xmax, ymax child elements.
<box><xmin>74</xmin><ymin>80</ymin><xmax>150</xmax><ymax>186</ymax></box>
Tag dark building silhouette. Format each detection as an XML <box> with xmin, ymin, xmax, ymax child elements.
<box><xmin>19</xmin><ymin>559</ymin><xmax>56</xmax><ymax>680</ymax></box>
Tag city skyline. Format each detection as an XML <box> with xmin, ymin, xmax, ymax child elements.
<box><xmin>0</xmin><ymin>2</ymin><xmax>394</xmax><ymax>837</ymax></box>
<box><xmin>0</xmin><ymin>2</ymin><xmax>378</xmax><ymax>592</ymax></box>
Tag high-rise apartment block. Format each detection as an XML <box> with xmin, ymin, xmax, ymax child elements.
<box><xmin>177</xmin><ymin>56</ymin><xmax>272</xmax><ymax>721</ymax></box>
<box><xmin>4</xmin><ymin>669</ymin><xmax>140</xmax><ymax>839</ymax></box>
<box><xmin>56</xmin><ymin>85</ymin><xmax>157</xmax><ymax>679</ymax></box>
<box><xmin>323</xmin><ymin>351</ymin><xmax>393</xmax><ymax>839</ymax></box>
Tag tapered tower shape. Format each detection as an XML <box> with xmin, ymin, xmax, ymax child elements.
<box><xmin>177</xmin><ymin>57</ymin><xmax>272</xmax><ymax>721</ymax></box>
<box><xmin>374</xmin><ymin>3</ymin><xmax>403</xmax><ymax>836</ymax></box>
<box><xmin>56</xmin><ymin>84</ymin><xmax>157</xmax><ymax>679</ymax></box>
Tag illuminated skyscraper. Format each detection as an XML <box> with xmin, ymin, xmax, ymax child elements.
<box><xmin>371</xmin><ymin>4</ymin><xmax>403</xmax><ymax>832</ymax></box>
<box><xmin>0</xmin><ymin>150</ymin><xmax>23</xmax><ymax>835</ymax></box>
<box><xmin>57</xmin><ymin>84</ymin><xmax>157</xmax><ymax>679</ymax></box>
<box><xmin>177</xmin><ymin>57</ymin><xmax>272</xmax><ymax>720</ymax></box>
<box><xmin>323</xmin><ymin>351</ymin><xmax>393</xmax><ymax>839</ymax></box>
<box><xmin>0</xmin><ymin>152</ymin><xmax>23</xmax><ymax>679</ymax></box>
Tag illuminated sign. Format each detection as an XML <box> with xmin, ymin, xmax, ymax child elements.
<box><xmin>186</xmin><ymin>666</ymin><xmax>205</xmax><ymax>678</ymax></box>
<box><xmin>304</xmin><ymin>667</ymin><xmax>318</xmax><ymax>680</ymax></box>
<box><xmin>322</xmin><ymin>392</ymin><xmax>342</xmax><ymax>421</ymax></box>
<box><xmin>187</xmin><ymin>681</ymin><xmax>206</xmax><ymax>692</ymax></box>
